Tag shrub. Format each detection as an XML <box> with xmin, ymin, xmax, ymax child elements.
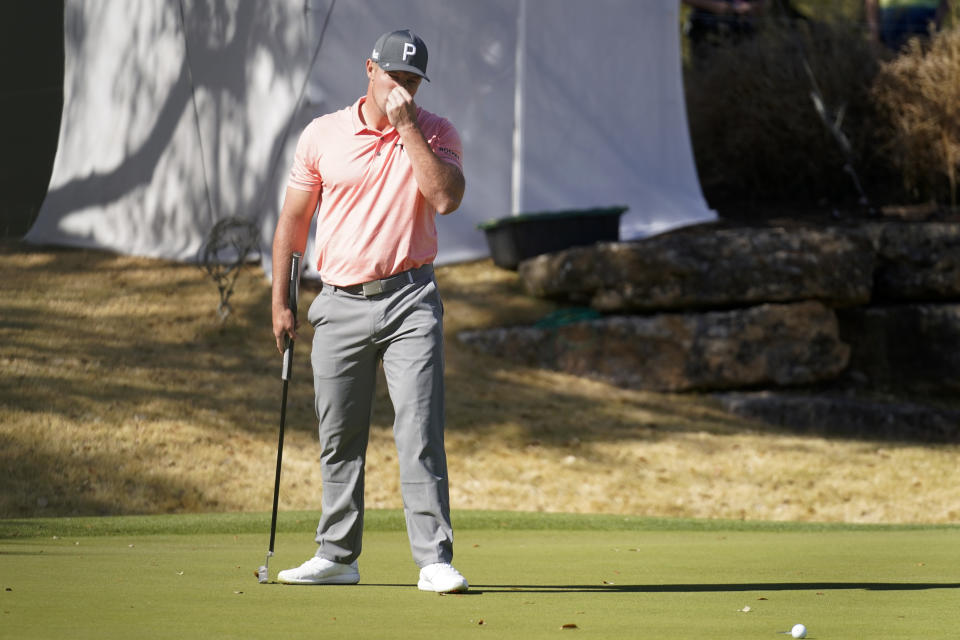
<box><xmin>684</xmin><ymin>14</ymin><xmax>960</xmax><ymax>212</ymax></box>
<box><xmin>872</xmin><ymin>27</ymin><xmax>960</xmax><ymax>206</ymax></box>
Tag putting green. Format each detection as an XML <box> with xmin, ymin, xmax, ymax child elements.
<box><xmin>2</xmin><ymin>511</ymin><xmax>958</xmax><ymax>639</ymax></box>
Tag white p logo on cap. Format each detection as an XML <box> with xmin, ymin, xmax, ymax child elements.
<box><xmin>403</xmin><ymin>43</ymin><xmax>416</xmax><ymax>61</ymax></box>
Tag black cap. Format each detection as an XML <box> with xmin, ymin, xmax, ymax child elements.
<box><xmin>371</xmin><ymin>29</ymin><xmax>429</xmax><ymax>81</ymax></box>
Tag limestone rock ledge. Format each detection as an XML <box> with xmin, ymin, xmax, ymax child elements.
<box><xmin>459</xmin><ymin>301</ymin><xmax>848</xmax><ymax>393</ymax></box>
<box><xmin>517</xmin><ymin>226</ymin><xmax>876</xmax><ymax>312</ymax></box>
<box><xmin>460</xmin><ymin>221</ymin><xmax>960</xmax><ymax>396</ymax></box>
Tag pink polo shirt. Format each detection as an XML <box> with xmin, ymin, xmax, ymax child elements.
<box><xmin>288</xmin><ymin>97</ymin><xmax>464</xmax><ymax>286</ymax></box>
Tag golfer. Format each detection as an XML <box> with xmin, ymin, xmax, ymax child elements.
<box><xmin>270</xmin><ymin>29</ymin><xmax>467</xmax><ymax>593</ymax></box>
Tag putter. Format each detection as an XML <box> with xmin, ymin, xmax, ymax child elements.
<box><xmin>258</xmin><ymin>251</ymin><xmax>302</xmax><ymax>584</ymax></box>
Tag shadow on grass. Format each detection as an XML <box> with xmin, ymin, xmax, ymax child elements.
<box><xmin>467</xmin><ymin>582</ymin><xmax>960</xmax><ymax>593</ymax></box>
<box><xmin>265</xmin><ymin>581</ymin><xmax>960</xmax><ymax>594</ymax></box>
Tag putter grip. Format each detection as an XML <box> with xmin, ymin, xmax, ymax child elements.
<box><xmin>281</xmin><ymin>252</ymin><xmax>302</xmax><ymax>381</ymax></box>
<box><xmin>288</xmin><ymin>252</ymin><xmax>301</xmax><ymax>317</ymax></box>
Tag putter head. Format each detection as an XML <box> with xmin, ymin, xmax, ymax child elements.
<box><xmin>257</xmin><ymin>565</ymin><xmax>269</xmax><ymax>583</ymax></box>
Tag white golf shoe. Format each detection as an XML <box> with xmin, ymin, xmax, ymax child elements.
<box><xmin>277</xmin><ymin>556</ymin><xmax>360</xmax><ymax>585</ymax></box>
<box><xmin>417</xmin><ymin>562</ymin><xmax>468</xmax><ymax>593</ymax></box>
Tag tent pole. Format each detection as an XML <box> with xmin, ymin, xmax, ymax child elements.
<box><xmin>510</xmin><ymin>0</ymin><xmax>527</xmax><ymax>216</ymax></box>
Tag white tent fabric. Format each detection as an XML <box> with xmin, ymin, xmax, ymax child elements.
<box><xmin>26</xmin><ymin>0</ymin><xmax>309</xmax><ymax>264</ymax></box>
<box><xmin>26</xmin><ymin>0</ymin><xmax>714</xmax><ymax>278</ymax></box>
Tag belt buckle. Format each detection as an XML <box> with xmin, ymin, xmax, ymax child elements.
<box><xmin>362</xmin><ymin>279</ymin><xmax>385</xmax><ymax>296</ymax></box>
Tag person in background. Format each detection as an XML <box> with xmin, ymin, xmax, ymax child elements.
<box><xmin>865</xmin><ymin>0</ymin><xmax>951</xmax><ymax>51</ymax></box>
<box><xmin>683</xmin><ymin>0</ymin><xmax>769</xmax><ymax>61</ymax></box>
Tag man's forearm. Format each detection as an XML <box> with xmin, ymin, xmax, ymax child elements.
<box><xmin>272</xmin><ymin>188</ymin><xmax>316</xmax><ymax>312</ymax></box>
<box><xmin>271</xmin><ymin>223</ymin><xmax>297</xmax><ymax>313</ymax></box>
<box><xmin>396</xmin><ymin>122</ymin><xmax>465</xmax><ymax>215</ymax></box>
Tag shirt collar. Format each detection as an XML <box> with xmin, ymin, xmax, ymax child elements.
<box><xmin>353</xmin><ymin>96</ymin><xmax>395</xmax><ymax>137</ymax></box>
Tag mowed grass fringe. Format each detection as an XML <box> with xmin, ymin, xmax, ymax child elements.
<box><xmin>3</xmin><ymin>509</ymin><xmax>958</xmax><ymax>540</ymax></box>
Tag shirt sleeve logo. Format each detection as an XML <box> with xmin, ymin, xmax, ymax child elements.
<box><xmin>437</xmin><ymin>146</ymin><xmax>461</xmax><ymax>162</ymax></box>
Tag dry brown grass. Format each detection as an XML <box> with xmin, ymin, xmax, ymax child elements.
<box><xmin>872</xmin><ymin>27</ymin><xmax>960</xmax><ymax>205</ymax></box>
<box><xmin>2</xmin><ymin>241</ymin><xmax>959</xmax><ymax>524</ymax></box>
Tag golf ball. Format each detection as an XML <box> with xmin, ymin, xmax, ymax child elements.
<box><xmin>791</xmin><ymin>623</ymin><xmax>807</xmax><ymax>639</ymax></box>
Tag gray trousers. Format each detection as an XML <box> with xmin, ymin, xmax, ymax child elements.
<box><xmin>306</xmin><ymin>265</ymin><xmax>453</xmax><ymax>568</ymax></box>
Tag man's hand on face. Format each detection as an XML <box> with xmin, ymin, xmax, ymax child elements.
<box><xmin>385</xmin><ymin>86</ymin><xmax>418</xmax><ymax>130</ymax></box>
